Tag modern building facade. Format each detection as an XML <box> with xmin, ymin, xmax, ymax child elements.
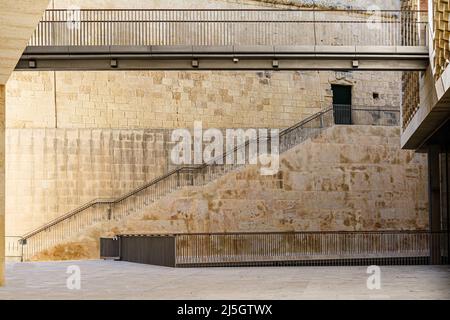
<box><xmin>401</xmin><ymin>0</ymin><xmax>450</xmax><ymax>263</ymax></box>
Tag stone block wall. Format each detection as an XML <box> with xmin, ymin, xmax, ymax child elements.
<box><xmin>128</xmin><ymin>126</ymin><xmax>428</xmax><ymax>234</ymax></box>
<box><xmin>30</xmin><ymin>125</ymin><xmax>428</xmax><ymax>261</ymax></box>
<box><xmin>4</xmin><ymin>0</ymin><xmax>408</xmax><ymax>239</ymax></box>
<box><xmin>6</xmin><ymin>71</ymin><xmax>401</xmax><ymax>236</ymax></box>
<box><xmin>6</xmin><ymin>71</ymin><xmax>402</xmax><ymax>130</ymax></box>
<box><xmin>4</xmin><ymin>69</ymin><xmax>402</xmax><ymax>237</ymax></box>
<box><xmin>5</xmin><ymin>72</ymin><xmax>56</xmax><ymax>128</ymax></box>
<box><xmin>6</xmin><ymin>128</ymin><xmax>172</xmax><ymax>235</ymax></box>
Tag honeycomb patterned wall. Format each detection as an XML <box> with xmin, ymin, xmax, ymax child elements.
<box><xmin>432</xmin><ymin>0</ymin><xmax>450</xmax><ymax>80</ymax></box>
<box><xmin>401</xmin><ymin>0</ymin><xmax>450</xmax><ymax>128</ymax></box>
<box><xmin>402</xmin><ymin>71</ymin><xmax>420</xmax><ymax>128</ymax></box>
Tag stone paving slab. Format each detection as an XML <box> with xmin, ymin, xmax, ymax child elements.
<box><xmin>0</xmin><ymin>260</ymin><xmax>448</xmax><ymax>300</ymax></box>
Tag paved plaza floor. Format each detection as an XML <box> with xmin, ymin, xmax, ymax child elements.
<box><xmin>0</xmin><ymin>260</ymin><xmax>448</xmax><ymax>299</ymax></box>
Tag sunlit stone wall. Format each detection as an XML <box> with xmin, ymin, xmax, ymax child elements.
<box><xmin>30</xmin><ymin>125</ymin><xmax>429</xmax><ymax>261</ymax></box>
<box><xmin>5</xmin><ymin>0</ymin><xmax>410</xmax><ymax>240</ymax></box>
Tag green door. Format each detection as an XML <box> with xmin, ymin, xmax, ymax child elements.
<box><xmin>332</xmin><ymin>85</ymin><xmax>352</xmax><ymax>125</ymax></box>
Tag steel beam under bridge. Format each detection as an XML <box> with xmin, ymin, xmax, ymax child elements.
<box><xmin>16</xmin><ymin>45</ymin><xmax>429</xmax><ymax>71</ymax></box>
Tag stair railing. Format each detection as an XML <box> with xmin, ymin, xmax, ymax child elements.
<box><xmin>18</xmin><ymin>106</ymin><xmax>398</xmax><ymax>260</ymax></box>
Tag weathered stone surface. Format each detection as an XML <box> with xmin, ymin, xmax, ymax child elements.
<box><xmin>6</xmin><ymin>129</ymin><xmax>171</xmax><ymax>235</ymax></box>
<box><xmin>5</xmin><ymin>68</ymin><xmax>403</xmax><ymax>237</ymax></box>
<box><xmin>32</xmin><ymin>125</ymin><xmax>428</xmax><ymax>261</ymax></box>
<box><xmin>6</xmin><ymin>71</ymin><xmax>402</xmax><ymax>129</ymax></box>
<box><xmin>3</xmin><ymin>0</ymin><xmax>412</xmax><ymax>262</ymax></box>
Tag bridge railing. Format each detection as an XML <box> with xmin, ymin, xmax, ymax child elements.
<box><xmin>28</xmin><ymin>9</ymin><xmax>427</xmax><ymax>47</ymax></box>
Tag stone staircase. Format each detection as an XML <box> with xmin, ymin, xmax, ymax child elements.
<box><xmin>14</xmin><ymin>106</ymin><xmax>411</xmax><ymax>261</ymax></box>
<box><xmin>18</xmin><ymin>107</ymin><xmax>338</xmax><ymax>260</ymax></box>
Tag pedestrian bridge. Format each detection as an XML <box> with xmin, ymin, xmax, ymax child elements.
<box><xmin>16</xmin><ymin>9</ymin><xmax>430</xmax><ymax>71</ymax></box>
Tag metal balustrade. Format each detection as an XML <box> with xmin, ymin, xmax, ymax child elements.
<box><xmin>15</xmin><ymin>106</ymin><xmax>399</xmax><ymax>261</ymax></box>
<box><xmin>28</xmin><ymin>9</ymin><xmax>427</xmax><ymax>47</ymax></box>
<box><xmin>334</xmin><ymin>105</ymin><xmax>401</xmax><ymax>126</ymax></box>
<box><xmin>174</xmin><ymin>231</ymin><xmax>448</xmax><ymax>266</ymax></box>
<box><xmin>100</xmin><ymin>231</ymin><xmax>449</xmax><ymax>267</ymax></box>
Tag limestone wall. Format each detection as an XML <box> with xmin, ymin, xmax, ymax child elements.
<box><xmin>6</xmin><ymin>71</ymin><xmax>401</xmax><ymax>129</ymax></box>
<box><xmin>6</xmin><ymin>129</ymin><xmax>173</xmax><ymax>235</ymax></box>
<box><xmin>31</xmin><ymin>125</ymin><xmax>428</xmax><ymax>261</ymax></box>
<box><xmin>128</xmin><ymin>125</ymin><xmax>429</xmax><ymax>233</ymax></box>
<box><xmin>4</xmin><ymin>0</ymin><xmax>405</xmax><ymax>238</ymax></box>
<box><xmin>4</xmin><ymin>69</ymin><xmax>402</xmax><ymax>237</ymax></box>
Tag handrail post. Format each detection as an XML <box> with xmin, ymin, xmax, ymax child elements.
<box><xmin>118</xmin><ymin>235</ymin><xmax>122</xmax><ymax>261</ymax></box>
<box><xmin>19</xmin><ymin>238</ymin><xmax>27</xmax><ymax>262</ymax></box>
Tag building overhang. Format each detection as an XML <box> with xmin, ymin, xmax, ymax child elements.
<box><xmin>0</xmin><ymin>0</ymin><xmax>50</xmax><ymax>84</ymax></box>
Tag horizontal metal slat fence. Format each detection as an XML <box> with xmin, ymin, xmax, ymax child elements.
<box><xmin>28</xmin><ymin>9</ymin><xmax>427</xmax><ymax>47</ymax></box>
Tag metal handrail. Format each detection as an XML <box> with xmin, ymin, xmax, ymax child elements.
<box><xmin>19</xmin><ymin>106</ymin><xmax>400</xmax><ymax>260</ymax></box>
<box><xmin>20</xmin><ymin>107</ymin><xmax>335</xmax><ymax>243</ymax></box>
<box><xmin>20</xmin><ymin>108</ymin><xmax>331</xmax><ymax>241</ymax></box>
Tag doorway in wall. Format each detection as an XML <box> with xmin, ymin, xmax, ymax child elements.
<box><xmin>331</xmin><ymin>85</ymin><xmax>352</xmax><ymax>125</ymax></box>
